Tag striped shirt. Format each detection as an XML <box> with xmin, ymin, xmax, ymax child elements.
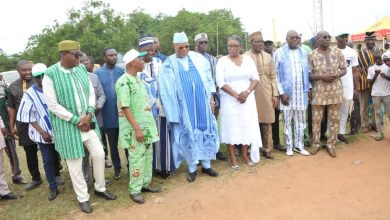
<box><xmin>279</xmin><ymin>49</ymin><xmax>305</xmax><ymax>110</ymax></box>
<box><xmin>357</xmin><ymin>48</ymin><xmax>377</xmax><ymax>90</ymax></box>
<box><xmin>17</xmin><ymin>85</ymin><xmax>53</xmax><ymax>144</ymax></box>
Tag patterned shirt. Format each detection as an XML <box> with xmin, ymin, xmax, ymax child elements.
<box><xmin>116</xmin><ymin>73</ymin><xmax>159</xmax><ymax>149</ymax></box>
<box><xmin>17</xmin><ymin>85</ymin><xmax>53</xmax><ymax>144</ymax></box>
<box><xmin>357</xmin><ymin>48</ymin><xmax>376</xmax><ymax>90</ymax></box>
<box><xmin>309</xmin><ymin>47</ymin><xmax>347</xmax><ymax>105</ymax></box>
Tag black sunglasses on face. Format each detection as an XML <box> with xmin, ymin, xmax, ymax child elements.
<box><xmin>65</xmin><ymin>51</ymin><xmax>82</xmax><ymax>58</ymax></box>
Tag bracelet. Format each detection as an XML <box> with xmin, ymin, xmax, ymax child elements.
<box><xmin>246</xmin><ymin>89</ymin><xmax>251</xmax><ymax>94</ymax></box>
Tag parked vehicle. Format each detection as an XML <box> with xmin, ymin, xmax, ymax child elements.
<box><xmin>0</xmin><ymin>70</ymin><xmax>19</xmax><ymax>85</ymax></box>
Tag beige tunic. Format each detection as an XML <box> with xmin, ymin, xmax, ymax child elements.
<box><xmin>245</xmin><ymin>50</ymin><xmax>279</xmax><ymax>123</ymax></box>
<box><xmin>309</xmin><ymin>47</ymin><xmax>347</xmax><ymax>105</ymax></box>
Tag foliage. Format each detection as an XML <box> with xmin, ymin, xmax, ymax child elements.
<box><xmin>0</xmin><ymin>0</ymin><xmax>246</xmax><ymax>69</ymax></box>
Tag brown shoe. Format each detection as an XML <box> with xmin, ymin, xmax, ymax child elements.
<box><xmin>261</xmin><ymin>150</ymin><xmax>274</xmax><ymax>160</ymax></box>
<box><xmin>326</xmin><ymin>146</ymin><xmax>336</xmax><ymax>158</ymax></box>
<box><xmin>310</xmin><ymin>146</ymin><xmax>321</xmax><ymax>155</ymax></box>
<box><xmin>361</xmin><ymin>127</ymin><xmax>369</xmax><ymax>133</ymax></box>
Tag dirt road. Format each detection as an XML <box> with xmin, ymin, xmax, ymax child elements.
<box><xmin>73</xmin><ymin>127</ymin><xmax>390</xmax><ymax>220</ymax></box>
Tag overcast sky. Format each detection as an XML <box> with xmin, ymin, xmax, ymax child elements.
<box><xmin>0</xmin><ymin>0</ymin><xmax>388</xmax><ymax>55</ymax></box>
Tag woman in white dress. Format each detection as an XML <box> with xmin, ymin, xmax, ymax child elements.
<box><xmin>216</xmin><ymin>35</ymin><xmax>262</xmax><ymax>169</ymax></box>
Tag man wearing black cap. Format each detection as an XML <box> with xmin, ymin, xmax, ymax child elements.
<box><xmin>357</xmin><ymin>32</ymin><xmax>378</xmax><ymax>133</ymax></box>
<box><xmin>336</xmin><ymin>33</ymin><xmax>359</xmax><ymax>143</ymax></box>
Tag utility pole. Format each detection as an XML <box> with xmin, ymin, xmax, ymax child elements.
<box><xmin>313</xmin><ymin>0</ymin><xmax>323</xmax><ymax>35</ymax></box>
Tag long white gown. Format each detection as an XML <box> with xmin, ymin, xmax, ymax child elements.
<box><xmin>216</xmin><ymin>55</ymin><xmax>262</xmax><ymax>163</ymax></box>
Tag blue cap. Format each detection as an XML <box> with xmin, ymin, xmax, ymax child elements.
<box><xmin>173</xmin><ymin>32</ymin><xmax>188</xmax><ymax>44</ymax></box>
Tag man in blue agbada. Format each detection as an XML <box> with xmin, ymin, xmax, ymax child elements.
<box><xmin>159</xmin><ymin>32</ymin><xmax>219</xmax><ymax>182</ymax></box>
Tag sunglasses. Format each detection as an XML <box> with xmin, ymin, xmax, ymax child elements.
<box><xmin>323</xmin><ymin>35</ymin><xmax>331</xmax><ymax>39</ymax></box>
<box><xmin>65</xmin><ymin>51</ymin><xmax>82</xmax><ymax>58</ymax></box>
<box><xmin>198</xmin><ymin>41</ymin><xmax>208</xmax><ymax>45</ymax></box>
<box><xmin>178</xmin><ymin>45</ymin><xmax>189</xmax><ymax>50</ymax></box>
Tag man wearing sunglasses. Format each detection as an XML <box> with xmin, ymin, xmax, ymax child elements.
<box><xmin>309</xmin><ymin>31</ymin><xmax>347</xmax><ymax>158</ymax></box>
<box><xmin>194</xmin><ymin>32</ymin><xmax>227</xmax><ymax>161</ymax></box>
<box><xmin>43</xmin><ymin>40</ymin><xmax>116</xmax><ymax>213</ymax></box>
<box><xmin>159</xmin><ymin>32</ymin><xmax>219</xmax><ymax>182</ymax></box>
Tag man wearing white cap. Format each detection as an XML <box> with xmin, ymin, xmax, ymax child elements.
<box><xmin>116</xmin><ymin>49</ymin><xmax>160</xmax><ymax>204</ymax></box>
<box><xmin>17</xmin><ymin>63</ymin><xmax>64</xmax><ymax>201</ymax></box>
<box><xmin>43</xmin><ymin>40</ymin><xmax>116</xmax><ymax>213</ymax></box>
<box><xmin>159</xmin><ymin>32</ymin><xmax>219</xmax><ymax>182</ymax></box>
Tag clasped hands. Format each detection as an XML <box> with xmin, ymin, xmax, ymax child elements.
<box><xmin>235</xmin><ymin>90</ymin><xmax>250</xmax><ymax>103</ymax></box>
<box><xmin>77</xmin><ymin>114</ymin><xmax>92</xmax><ymax>132</ymax></box>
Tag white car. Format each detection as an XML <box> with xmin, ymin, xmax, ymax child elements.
<box><xmin>0</xmin><ymin>70</ymin><xmax>20</xmax><ymax>85</ymax></box>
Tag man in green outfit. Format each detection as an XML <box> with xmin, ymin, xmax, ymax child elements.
<box><xmin>43</xmin><ymin>40</ymin><xmax>116</xmax><ymax>213</ymax></box>
<box><xmin>116</xmin><ymin>49</ymin><xmax>161</xmax><ymax>204</ymax></box>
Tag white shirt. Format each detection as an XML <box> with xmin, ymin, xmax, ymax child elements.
<box><xmin>340</xmin><ymin>47</ymin><xmax>358</xmax><ymax>100</ymax></box>
<box><xmin>367</xmin><ymin>64</ymin><xmax>390</xmax><ymax>96</ymax></box>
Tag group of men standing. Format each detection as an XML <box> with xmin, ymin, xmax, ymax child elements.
<box><xmin>1</xmin><ymin>28</ymin><xmax>389</xmax><ymax>214</ymax></box>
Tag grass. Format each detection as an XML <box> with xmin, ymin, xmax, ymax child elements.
<box><xmin>0</xmin><ymin>118</ymin><xmax>377</xmax><ymax>219</ymax></box>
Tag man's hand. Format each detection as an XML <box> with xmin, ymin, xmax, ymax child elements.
<box><xmin>80</xmin><ymin>124</ymin><xmax>91</xmax><ymax>133</ymax></box>
<box><xmin>135</xmin><ymin>128</ymin><xmax>144</xmax><ymax>142</ymax></box>
<box><xmin>40</xmin><ymin>131</ymin><xmax>52</xmax><ymax>143</ymax></box>
<box><xmin>1</xmin><ymin>128</ymin><xmax>6</xmax><ymax>137</ymax></box>
<box><xmin>9</xmin><ymin>127</ymin><xmax>18</xmax><ymax>139</ymax></box>
<box><xmin>322</xmin><ymin>74</ymin><xmax>335</xmax><ymax>82</ymax></box>
<box><xmin>280</xmin><ymin>94</ymin><xmax>289</xmax><ymax>106</ymax></box>
<box><xmin>272</xmin><ymin>96</ymin><xmax>278</xmax><ymax>108</ymax></box>
<box><xmin>210</xmin><ymin>101</ymin><xmax>215</xmax><ymax>114</ymax></box>
<box><xmin>77</xmin><ymin>114</ymin><xmax>92</xmax><ymax>129</ymax></box>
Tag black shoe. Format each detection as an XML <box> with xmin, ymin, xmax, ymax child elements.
<box><xmin>216</xmin><ymin>152</ymin><xmax>227</xmax><ymax>161</ymax></box>
<box><xmin>187</xmin><ymin>171</ymin><xmax>197</xmax><ymax>182</ymax></box>
<box><xmin>24</xmin><ymin>180</ymin><xmax>42</xmax><ymax>191</ymax></box>
<box><xmin>337</xmin><ymin>134</ymin><xmax>349</xmax><ymax>144</ymax></box>
<box><xmin>156</xmin><ymin>171</ymin><xmax>171</xmax><ymax>179</ymax></box>
<box><xmin>48</xmin><ymin>189</ymin><xmax>59</xmax><ymax>201</ymax></box>
<box><xmin>79</xmin><ymin>201</ymin><xmax>92</xmax><ymax>213</ymax></box>
<box><xmin>141</xmin><ymin>186</ymin><xmax>161</xmax><ymax>193</ymax></box>
<box><xmin>0</xmin><ymin>192</ymin><xmax>20</xmax><ymax>200</ymax></box>
<box><xmin>12</xmin><ymin>176</ymin><xmax>27</xmax><ymax>185</ymax></box>
<box><xmin>130</xmin><ymin>193</ymin><xmax>144</xmax><ymax>204</ymax></box>
<box><xmin>114</xmin><ymin>170</ymin><xmax>121</xmax><ymax>180</ymax></box>
<box><xmin>201</xmin><ymin>168</ymin><xmax>219</xmax><ymax>177</ymax></box>
<box><xmin>94</xmin><ymin>190</ymin><xmax>117</xmax><ymax>200</ymax></box>
<box><xmin>273</xmin><ymin>144</ymin><xmax>286</xmax><ymax>152</ymax></box>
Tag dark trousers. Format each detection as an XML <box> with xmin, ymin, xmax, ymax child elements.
<box><xmin>23</xmin><ymin>144</ymin><xmax>41</xmax><ymax>181</ymax></box>
<box><xmin>104</xmin><ymin>128</ymin><xmax>121</xmax><ymax>172</ymax></box>
<box><xmin>100</xmin><ymin>128</ymin><xmax>108</xmax><ymax>160</ymax></box>
<box><xmin>272</xmin><ymin>108</ymin><xmax>281</xmax><ymax>146</ymax></box>
<box><xmin>38</xmin><ymin>143</ymin><xmax>60</xmax><ymax>191</ymax></box>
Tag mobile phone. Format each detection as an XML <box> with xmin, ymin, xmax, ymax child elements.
<box><xmin>90</xmin><ymin>122</ymin><xmax>96</xmax><ymax>129</ymax></box>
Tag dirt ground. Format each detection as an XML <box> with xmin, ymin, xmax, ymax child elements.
<box><xmin>73</xmin><ymin>126</ymin><xmax>390</xmax><ymax>220</ymax></box>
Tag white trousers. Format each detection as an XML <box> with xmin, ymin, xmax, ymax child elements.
<box><xmin>339</xmin><ymin>99</ymin><xmax>352</xmax><ymax>135</ymax></box>
<box><xmin>0</xmin><ymin>148</ymin><xmax>11</xmax><ymax>196</ymax></box>
<box><xmin>66</xmin><ymin>131</ymin><xmax>105</xmax><ymax>202</ymax></box>
<box><xmin>282</xmin><ymin>109</ymin><xmax>306</xmax><ymax>151</ymax></box>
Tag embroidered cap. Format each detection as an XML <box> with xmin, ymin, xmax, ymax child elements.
<box><xmin>194</xmin><ymin>33</ymin><xmax>208</xmax><ymax>42</ymax></box>
<box><xmin>139</xmin><ymin>34</ymin><xmax>154</xmax><ymax>48</ymax></box>
<box><xmin>58</xmin><ymin>40</ymin><xmax>80</xmax><ymax>52</ymax></box>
